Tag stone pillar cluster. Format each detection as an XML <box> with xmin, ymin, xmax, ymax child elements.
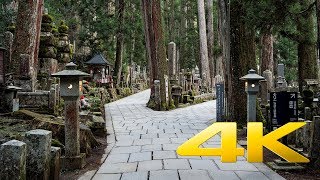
<box><xmin>57</xmin><ymin>21</ymin><xmax>72</xmax><ymax>70</ymax></box>
<box><xmin>38</xmin><ymin>13</ymin><xmax>58</xmax><ymax>90</ymax></box>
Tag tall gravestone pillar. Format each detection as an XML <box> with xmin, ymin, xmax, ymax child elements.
<box><xmin>4</xmin><ymin>32</ymin><xmax>13</xmax><ymax>74</ymax></box>
<box><xmin>0</xmin><ymin>140</ymin><xmax>27</xmax><ymax>180</ymax></box>
<box><xmin>12</xmin><ymin>0</ymin><xmax>43</xmax><ymax>92</ymax></box>
<box><xmin>25</xmin><ymin>129</ymin><xmax>52</xmax><ymax>179</ymax></box>
<box><xmin>262</xmin><ymin>70</ymin><xmax>274</xmax><ymax>92</ymax></box>
<box><xmin>168</xmin><ymin>42</ymin><xmax>177</xmax><ymax>80</ymax></box>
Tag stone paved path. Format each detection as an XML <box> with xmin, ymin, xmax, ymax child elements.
<box><xmin>89</xmin><ymin>90</ymin><xmax>285</xmax><ymax>180</ymax></box>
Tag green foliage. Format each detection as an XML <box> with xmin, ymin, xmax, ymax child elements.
<box><xmin>168</xmin><ymin>100</ymin><xmax>176</xmax><ymax>110</ymax></box>
<box><xmin>274</xmin><ymin>36</ymin><xmax>298</xmax><ymax>82</ymax></box>
<box><xmin>122</xmin><ymin>88</ymin><xmax>132</xmax><ymax>97</ymax></box>
<box><xmin>6</xmin><ymin>23</ymin><xmax>15</xmax><ymax>34</ymax></box>
<box><xmin>0</xmin><ymin>0</ymin><xmax>17</xmax><ymax>34</ymax></box>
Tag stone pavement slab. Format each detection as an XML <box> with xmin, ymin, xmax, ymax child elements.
<box><xmin>86</xmin><ymin>90</ymin><xmax>285</xmax><ymax>180</ymax></box>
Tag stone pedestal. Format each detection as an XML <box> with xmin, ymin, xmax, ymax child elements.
<box><xmin>0</xmin><ymin>140</ymin><xmax>27</xmax><ymax>180</ymax></box>
<box><xmin>50</xmin><ymin>147</ymin><xmax>61</xmax><ymax>180</ymax></box>
<box><xmin>62</xmin><ymin>98</ymin><xmax>86</xmax><ymax>170</ymax></box>
<box><xmin>64</xmin><ymin>99</ymin><xmax>80</xmax><ymax>156</ymax></box>
<box><xmin>61</xmin><ymin>153</ymin><xmax>86</xmax><ymax>170</ymax></box>
<box><xmin>25</xmin><ymin>129</ymin><xmax>52</xmax><ymax>180</ymax></box>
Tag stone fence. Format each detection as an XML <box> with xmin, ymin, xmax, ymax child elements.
<box><xmin>0</xmin><ymin>129</ymin><xmax>61</xmax><ymax>180</ymax></box>
<box><xmin>17</xmin><ymin>84</ymin><xmax>59</xmax><ymax>113</ymax></box>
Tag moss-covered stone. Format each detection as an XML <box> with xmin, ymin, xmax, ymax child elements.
<box><xmin>39</xmin><ymin>46</ymin><xmax>57</xmax><ymax>58</ymax></box>
<box><xmin>51</xmin><ymin>139</ymin><xmax>64</xmax><ymax>149</ymax></box>
<box><xmin>41</xmin><ymin>23</ymin><xmax>53</xmax><ymax>32</ymax></box>
<box><xmin>40</xmin><ymin>35</ymin><xmax>56</xmax><ymax>46</ymax></box>
<box><xmin>58</xmin><ymin>21</ymin><xmax>69</xmax><ymax>34</ymax></box>
<box><xmin>42</xmin><ymin>14</ymin><xmax>54</xmax><ymax>23</ymax></box>
<box><xmin>6</xmin><ymin>25</ymin><xmax>15</xmax><ymax>34</ymax></box>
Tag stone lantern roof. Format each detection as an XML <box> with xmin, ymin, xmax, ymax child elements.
<box><xmin>240</xmin><ymin>69</ymin><xmax>265</xmax><ymax>81</ymax></box>
<box><xmin>52</xmin><ymin>62</ymin><xmax>89</xmax><ymax>77</ymax></box>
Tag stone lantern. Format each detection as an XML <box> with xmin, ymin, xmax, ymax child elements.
<box><xmin>52</xmin><ymin>62</ymin><xmax>89</xmax><ymax>170</ymax></box>
<box><xmin>240</xmin><ymin>69</ymin><xmax>265</xmax><ymax>122</ymax></box>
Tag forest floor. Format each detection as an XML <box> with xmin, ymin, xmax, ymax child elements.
<box><xmin>61</xmin><ymin>136</ymin><xmax>107</xmax><ymax>180</ymax></box>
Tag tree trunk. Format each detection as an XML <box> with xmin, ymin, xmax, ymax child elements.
<box><xmin>207</xmin><ymin>0</ymin><xmax>215</xmax><ymax>87</ymax></box>
<box><xmin>316</xmin><ymin>0</ymin><xmax>320</xmax><ymax>80</ymax></box>
<box><xmin>230</xmin><ymin>0</ymin><xmax>257</xmax><ymax>126</ymax></box>
<box><xmin>169</xmin><ymin>0</ymin><xmax>175</xmax><ymax>42</ymax></box>
<box><xmin>113</xmin><ymin>0</ymin><xmax>125</xmax><ymax>88</ymax></box>
<box><xmin>179</xmin><ymin>1</ymin><xmax>187</xmax><ymax>70</ymax></box>
<box><xmin>297</xmin><ymin>0</ymin><xmax>318</xmax><ymax>92</ymax></box>
<box><xmin>197</xmin><ymin>0</ymin><xmax>211</xmax><ymax>87</ymax></box>
<box><xmin>142</xmin><ymin>0</ymin><xmax>170</xmax><ymax>110</ymax></box>
<box><xmin>218</xmin><ymin>0</ymin><xmax>230</xmax><ymax>116</ymax></box>
<box><xmin>152</xmin><ymin>0</ymin><xmax>170</xmax><ymax>110</ymax></box>
<box><xmin>261</xmin><ymin>27</ymin><xmax>274</xmax><ymax>73</ymax></box>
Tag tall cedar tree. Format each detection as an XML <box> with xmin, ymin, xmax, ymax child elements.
<box><xmin>142</xmin><ymin>0</ymin><xmax>170</xmax><ymax>110</ymax></box>
<box><xmin>114</xmin><ymin>0</ymin><xmax>125</xmax><ymax>87</ymax></box>
<box><xmin>229</xmin><ymin>0</ymin><xmax>256</xmax><ymax>125</ymax></box>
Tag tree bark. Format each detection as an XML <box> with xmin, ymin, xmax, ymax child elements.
<box><xmin>316</xmin><ymin>0</ymin><xmax>320</xmax><ymax>80</ymax></box>
<box><xmin>179</xmin><ymin>1</ymin><xmax>188</xmax><ymax>70</ymax></box>
<box><xmin>261</xmin><ymin>27</ymin><xmax>274</xmax><ymax>73</ymax></box>
<box><xmin>207</xmin><ymin>0</ymin><xmax>215</xmax><ymax>87</ymax></box>
<box><xmin>142</xmin><ymin>0</ymin><xmax>170</xmax><ymax>110</ymax></box>
<box><xmin>197</xmin><ymin>0</ymin><xmax>211</xmax><ymax>87</ymax></box>
<box><xmin>218</xmin><ymin>0</ymin><xmax>230</xmax><ymax>116</ymax></box>
<box><xmin>297</xmin><ymin>0</ymin><xmax>318</xmax><ymax>92</ymax></box>
<box><xmin>230</xmin><ymin>0</ymin><xmax>256</xmax><ymax>126</ymax></box>
<box><xmin>152</xmin><ymin>0</ymin><xmax>170</xmax><ymax>110</ymax></box>
<box><xmin>113</xmin><ymin>0</ymin><xmax>125</xmax><ymax>88</ymax></box>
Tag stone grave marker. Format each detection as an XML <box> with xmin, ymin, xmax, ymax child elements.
<box><xmin>0</xmin><ymin>140</ymin><xmax>27</xmax><ymax>180</ymax></box>
<box><xmin>216</xmin><ymin>83</ymin><xmax>224</xmax><ymax>122</ymax></box>
<box><xmin>168</xmin><ymin>42</ymin><xmax>176</xmax><ymax>79</ymax></box>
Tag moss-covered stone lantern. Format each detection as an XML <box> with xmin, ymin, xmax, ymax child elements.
<box><xmin>52</xmin><ymin>62</ymin><xmax>89</xmax><ymax>170</ymax></box>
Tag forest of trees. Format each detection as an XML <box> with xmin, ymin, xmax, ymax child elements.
<box><xmin>1</xmin><ymin>0</ymin><xmax>320</xmax><ymax>123</ymax></box>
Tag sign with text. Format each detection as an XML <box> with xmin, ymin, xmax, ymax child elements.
<box><xmin>270</xmin><ymin>92</ymin><xmax>298</xmax><ymax>130</ymax></box>
<box><xmin>216</xmin><ymin>83</ymin><xmax>224</xmax><ymax>122</ymax></box>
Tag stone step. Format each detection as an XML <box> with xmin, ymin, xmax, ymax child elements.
<box><xmin>266</xmin><ymin>161</ymin><xmax>305</xmax><ymax>171</ymax></box>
